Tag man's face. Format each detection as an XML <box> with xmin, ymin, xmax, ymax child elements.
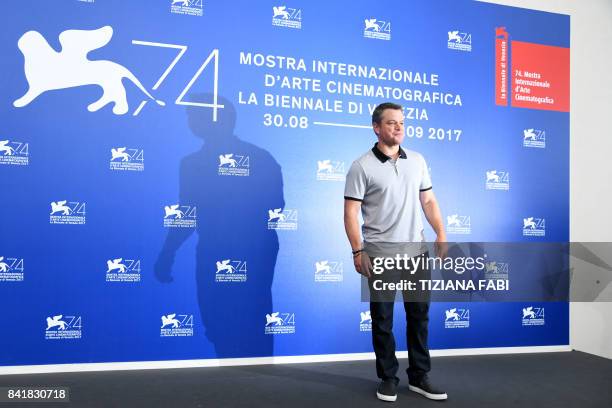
<box><xmin>373</xmin><ymin>108</ymin><xmax>405</xmax><ymax>146</ymax></box>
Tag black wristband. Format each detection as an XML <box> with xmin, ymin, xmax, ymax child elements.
<box><xmin>352</xmin><ymin>248</ymin><xmax>363</xmax><ymax>256</ymax></box>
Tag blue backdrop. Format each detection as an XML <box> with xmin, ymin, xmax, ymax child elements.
<box><xmin>0</xmin><ymin>0</ymin><xmax>569</xmax><ymax>366</ymax></box>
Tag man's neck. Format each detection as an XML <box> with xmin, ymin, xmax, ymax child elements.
<box><xmin>377</xmin><ymin>142</ymin><xmax>400</xmax><ymax>159</ymax></box>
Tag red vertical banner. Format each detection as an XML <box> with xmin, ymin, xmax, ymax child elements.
<box><xmin>495</xmin><ymin>27</ymin><xmax>509</xmax><ymax>106</ymax></box>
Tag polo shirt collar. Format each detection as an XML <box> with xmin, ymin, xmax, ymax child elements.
<box><xmin>372</xmin><ymin>142</ymin><xmax>407</xmax><ymax>163</ymax></box>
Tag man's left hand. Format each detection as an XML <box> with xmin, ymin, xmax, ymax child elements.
<box><xmin>435</xmin><ymin>236</ymin><xmax>448</xmax><ymax>259</ymax></box>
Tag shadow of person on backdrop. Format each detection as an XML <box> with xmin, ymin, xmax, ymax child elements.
<box><xmin>155</xmin><ymin>94</ymin><xmax>284</xmax><ymax>358</ymax></box>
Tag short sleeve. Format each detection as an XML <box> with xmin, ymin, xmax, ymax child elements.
<box><xmin>419</xmin><ymin>155</ymin><xmax>432</xmax><ymax>191</ymax></box>
<box><xmin>344</xmin><ymin>161</ymin><xmax>367</xmax><ymax>201</ymax></box>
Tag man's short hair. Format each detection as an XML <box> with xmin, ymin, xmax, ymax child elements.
<box><xmin>372</xmin><ymin>102</ymin><xmax>403</xmax><ymax>124</ymax></box>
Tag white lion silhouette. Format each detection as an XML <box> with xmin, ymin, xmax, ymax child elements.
<box><xmin>523</xmin><ymin>217</ymin><xmax>537</xmax><ymax>229</ymax></box>
<box><xmin>46</xmin><ymin>315</ymin><xmax>67</xmax><ymax>330</ymax></box>
<box><xmin>13</xmin><ymin>26</ymin><xmax>164</xmax><ymax>115</ymax></box>
<box><xmin>219</xmin><ymin>154</ymin><xmax>237</xmax><ymax>167</ymax></box>
<box><xmin>445</xmin><ymin>308</ymin><xmax>460</xmax><ymax>321</ymax></box>
<box><xmin>364</xmin><ymin>19</ymin><xmax>380</xmax><ymax>31</ymax></box>
<box><xmin>273</xmin><ymin>6</ymin><xmax>290</xmax><ymax>19</ymax></box>
<box><xmin>107</xmin><ymin>258</ymin><xmax>127</xmax><ymax>273</ymax></box>
<box><xmin>50</xmin><ymin>201</ymin><xmax>71</xmax><ymax>215</ymax></box>
<box><xmin>360</xmin><ymin>311</ymin><xmax>371</xmax><ymax>324</ymax></box>
<box><xmin>315</xmin><ymin>261</ymin><xmax>331</xmax><ymax>274</ymax></box>
<box><xmin>161</xmin><ymin>314</ymin><xmax>180</xmax><ymax>328</ymax></box>
<box><xmin>486</xmin><ymin>170</ymin><xmax>500</xmax><ymax>183</ymax></box>
<box><xmin>216</xmin><ymin>260</ymin><xmax>235</xmax><ymax>274</ymax></box>
<box><xmin>111</xmin><ymin>147</ymin><xmax>130</xmax><ymax>162</ymax></box>
<box><xmin>266</xmin><ymin>312</ymin><xmax>283</xmax><ymax>326</ymax></box>
<box><xmin>0</xmin><ymin>141</ymin><xmax>15</xmax><ymax>156</ymax></box>
<box><xmin>522</xmin><ymin>307</ymin><xmax>536</xmax><ymax>319</ymax></box>
<box><xmin>0</xmin><ymin>257</ymin><xmax>9</xmax><ymax>273</ymax></box>
<box><xmin>268</xmin><ymin>208</ymin><xmax>285</xmax><ymax>222</ymax></box>
<box><xmin>164</xmin><ymin>205</ymin><xmax>184</xmax><ymax>219</ymax></box>
<box><xmin>523</xmin><ymin>129</ymin><xmax>537</xmax><ymax>140</ymax></box>
<box><xmin>317</xmin><ymin>160</ymin><xmax>333</xmax><ymax>173</ymax></box>
<box><xmin>448</xmin><ymin>31</ymin><xmax>462</xmax><ymax>43</ymax></box>
<box><xmin>447</xmin><ymin>214</ymin><xmax>461</xmax><ymax>227</ymax></box>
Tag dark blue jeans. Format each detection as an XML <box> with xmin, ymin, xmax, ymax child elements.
<box><xmin>368</xmin><ymin>254</ymin><xmax>431</xmax><ymax>383</ymax></box>
<box><xmin>369</xmin><ymin>300</ymin><xmax>431</xmax><ymax>383</ymax></box>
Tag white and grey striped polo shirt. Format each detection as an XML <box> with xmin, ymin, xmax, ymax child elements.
<box><xmin>344</xmin><ymin>143</ymin><xmax>432</xmax><ymax>254</ymax></box>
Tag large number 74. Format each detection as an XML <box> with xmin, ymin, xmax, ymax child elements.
<box><xmin>131</xmin><ymin>40</ymin><xmax>223</xmax><ymax>121</ymax></box>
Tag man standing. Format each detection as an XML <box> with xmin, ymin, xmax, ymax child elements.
<box><xmin>344</xmin><ymin>102</ymin><xmax>448</xmax><ymax>402</ymax></box>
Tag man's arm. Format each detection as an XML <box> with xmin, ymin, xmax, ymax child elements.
<box><xmin>420</xmin><ymin>190</ymin><xmax>447</xmax><ymax>257</ymax></box>
<box><xmin>420</xmin><ymin>190</ymin><xmax>444</xmax><ymax>238</ymax></box>
<box><xmin>344</xmin><ymin>199</ymin><xmax>370</xmax><ymax>277</ymax></box>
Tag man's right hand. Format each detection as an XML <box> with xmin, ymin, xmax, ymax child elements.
<box><xmin>354</xmin><ymin>252</ymin><xmax>372</xmax><ymax>278</ymax></box>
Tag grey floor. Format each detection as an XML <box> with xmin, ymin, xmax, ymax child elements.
<box><xmin>0</xmin><ymin>351</ymin><xmax>610</xmax><ymax>407</ymax></box>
